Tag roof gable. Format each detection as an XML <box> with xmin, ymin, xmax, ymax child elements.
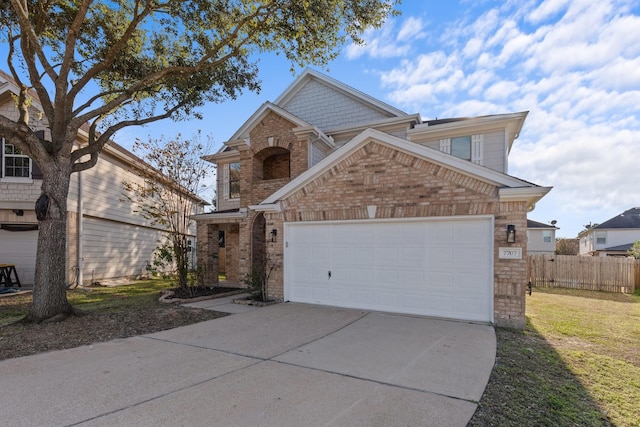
<box><xmin>258</xmin><ymin>128</ymin><xmax>550</xmax><ymax>209</ymax></box>
<box><xmin>274</xmin><ymin>69</ymin><xmax>408</xmax><ymax>131</ymax></box>
<box><xmin>223</xmin><ymin>102</ymin><xmax>311</xmax><ymax>146</ymax></box>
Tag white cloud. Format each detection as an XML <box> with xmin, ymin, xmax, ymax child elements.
<box><xmin>397</xmin><ymin>17</ymin><xmax>427</xmax><ymax>41</ymax></box>
<box><xmin>369</xmin><ymin>0</ymin><xmax>640</xmax><ymax>236</ymax></box>
<box><xmin>344</xmin><ymin>16</ymin><xmax>426</xmax><ymax>60</ymax></box>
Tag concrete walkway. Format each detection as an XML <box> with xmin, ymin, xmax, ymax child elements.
<box><xmin>0</xmin><ymin>298</ymin><xmax>496</xmax><ymax>426</ymax></box>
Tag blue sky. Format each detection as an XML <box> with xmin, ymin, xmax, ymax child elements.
<box><xmin>6</xmin><ymin>0</ymin><xmax>640</xmax><ymax>238</ymax></box>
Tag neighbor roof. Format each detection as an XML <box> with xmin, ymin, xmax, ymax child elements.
<box><xmin>594</xmin><ymin>208</ymin><xmax>640</xmax><ymax>229</ymax></box>
<box><xmin>527</xmin><ymin>219</ymin><xmax>558</xmax><ymax>229</ymax></box>
<box><xmin>601</xmin><ymin>243</ymin><xmax>634</xmax><ymax>252</ymax></box>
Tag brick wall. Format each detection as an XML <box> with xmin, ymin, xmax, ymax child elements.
<box><xmin>238</xmin><ymin>111</ymin><xmax>309</xmax><ymax>207</ymax></box>
<box><xmin>493</xmin><ymin>201</ymin><xmax>529</xmax><ymax>328</ymax></box>
<box><xmin>263</xmin><ymin>140</ymin><xmax>529</xmax><ymax>327</ymax></box>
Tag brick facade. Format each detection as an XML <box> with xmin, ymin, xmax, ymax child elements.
<box><xmin>196</xmin><ymin>73</ymin><xmax>545</xmax><ymax>329</ymax></box>
<box><xmin>260</xmin><ymin>140</ymin><xmax>529</xmax><ymax>328</ymax></box>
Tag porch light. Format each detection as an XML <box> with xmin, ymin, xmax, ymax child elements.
<box><xmin>270</xmin><ymin>228</ymin><xmax>278</xmax><ymax>243</ymax></box>
<box><xmin>506</xmin><ymin>224</ymin><xmax>516</xmax><ymax>243</ymax></box>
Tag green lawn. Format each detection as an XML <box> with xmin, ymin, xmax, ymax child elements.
<box><xmin>0</xmin><ymin>278</ymin><xmax>174</xmax><ymax>326</ymax></box>
<box><xmin>471</xmin><ymin>287</ymin><xmax>640</xmax><ymax>426</ymax></box>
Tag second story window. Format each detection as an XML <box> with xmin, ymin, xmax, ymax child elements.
<box><xmin>543</xmin><ymin>230</ymin><xmax>552</xmax><ymax>243</ymax></box>
<box><xmin>451</xmin><ymin>136</ymin><xmax>471</xmax><ymax>160</ymax></box>
<box><xmin>228</xmin><ymin>162</ymin><xmax>240</xmax><ymax>200</ymax></box>
<box><xmin>2</xmin><ymin>137</ymin><xmax>31</xmax><ymax>179</ymax></box>
<box><xmin>439</xmin><ymin>134</ymin><xmax>483</xmax><ymax>165</ymax></box>
<box><xmin>595</xmin><ymin>231</ymin><xmax>606</xmax><ymax>245</ymax></box>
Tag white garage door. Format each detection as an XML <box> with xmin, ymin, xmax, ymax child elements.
<box><xmin>285</xmin><ymin>217</ymin><xmax>494</xmax><ymax>323</ymax></box>
<box><xmin>0</xmin><ymin>228</ymin><xmax>38</xmax><ymax>285</ymax></box>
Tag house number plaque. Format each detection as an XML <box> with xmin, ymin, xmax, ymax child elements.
<box><xmin>498</xmin><ymin>247</ymin><xmax>522</xmax><ymax>259</ymax></box>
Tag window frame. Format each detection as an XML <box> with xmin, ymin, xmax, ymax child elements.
<box><xmin>227</xmin><ymin>162</ymin><xmax>241</xmax><ymax>200</ymax></box>
<box><xmin>450</xmin><ymin>136</ymin><xmax>472</xmax><ymax>161</ymax></box>
<box><xmin>595</xmin><ymin>231</ymin><xmax>607</xmax><ymax>245</ymax></box>
<box><xmin>1</xmin><ymin>137</ymin><xmax>33</xmax><ymax>181</ymax></box>
<box><xmin>543</xmin><ymin>230</ymin><xmax>553</xmax><ymax>243</ymax></box>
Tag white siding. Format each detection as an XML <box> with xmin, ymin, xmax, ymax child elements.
<box><xmin>581</xmin><ymin>229</ymin><xmax>640</xmax><ymax>255</ymax></box>
<box><xmin>0</xmin><ymin>180</ymin><xmax>41</xmax><ymax>203</ymax></box>
<box><xmin>527</xmin><ymin>229</ymin><xmax>556</xmax><ymax>255</ymax></box>
<box><xmin>81</xmin><ymin>217</ymin><xmax>167</xmax><ymax>284</ymax></box>
<box><xmin>69</xmin><ymin>152</ymin><xmax>151</xmax><ymax>227</ymax></box>
<box><xmin>280</xmin><ymin>79</ymin><xmax>392</xmax><ymax>131</ymax></box>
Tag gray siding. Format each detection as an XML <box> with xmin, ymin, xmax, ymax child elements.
<box><xmin>281</xmin><ymin>79</ymin><xmax>392</xmax><ymax>131</ymax></box>
<box><xmin>310</xmin><ymin>141</ymin><xmax>329</xmax><ymax>167</ymax></box>
<box><xmin>483</xmin><ymin>131</ymin><xmax>506</xmax><ymax>172</ymax></box>
<box><xmin>415</xmin><ymin>129</ymin><xmax>506</xmax><ymax>173</ymax></box>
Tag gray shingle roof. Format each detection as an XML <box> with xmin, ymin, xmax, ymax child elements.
<box><xmin>602</xmin><ymin>243</ymin><xmax>634</xmax><ymax>252</ymax></box>
<box><xmin>527</xmin><ymin>219</ymin><xmax>558</xmax><ymax>229</ymax></box>
<box><xmin>595</xmin><ymin>208</ymin><xmax>640</xmax><ymax>229</ymax></box>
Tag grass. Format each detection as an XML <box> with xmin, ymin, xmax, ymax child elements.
<box><xmin>471</xmin><ymin>287</ymin><xmax>640</xmax><ymax>426</ymax></box>
<box><xmin>0</xmin><ymin>277</ymin><xmax>175</xmax><ymax>326</ymax></box>
<box><xmin>527</xmin><ymin>288</ymin><xmax>640</xmax><ymax>425</ymax></box>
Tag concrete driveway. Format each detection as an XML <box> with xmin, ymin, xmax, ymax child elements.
<box><xmin>0</xmin><ymin>302</ymin><xmax>496</xmax><ymax>426</ymax></box>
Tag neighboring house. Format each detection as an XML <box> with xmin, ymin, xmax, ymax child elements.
<box><xmin>579</xmin><ymin>208</ymin><xmax>640</xmax><ymax>256</ymax></box>
<box><xmin>195</xmin><ymin>69</ymin><xmax>551</xmax><ymax>328</ymax></box>
<box><xmin>0</xmin><ymin>70</ymin><xmax>206</xmax><ymax>286</ymax></box>
<box><xmin>527</xmin><ymin>219</ymin><xmax>558</xmax><ymax>255</ymax></box>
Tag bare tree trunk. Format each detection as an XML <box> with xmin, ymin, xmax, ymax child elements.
<box><xmin>28</xmin><ymin>160</ymin><xmax>75</xmax><ymax>322</ymax></box>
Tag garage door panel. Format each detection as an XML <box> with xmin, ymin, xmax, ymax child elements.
<box><xmin>400</xmin><ymin>270</ymin><xmax>424</xmax><ymax>287</ymax></box>
<box><xmin>0</xmin><ymin>229</ymin><xmax>38</xmax><ymax>285</ymax></box>
<box><xmin>286</xmin><ymin>218</ymin><xmax>493</xmax><ymax>322</ymax></box>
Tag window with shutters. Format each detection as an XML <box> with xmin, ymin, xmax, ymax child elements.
<box><xmin>439</xmin><ymin>134</ymin><xmax>483</xmax><ymax>165</ymax></box>
<box><xmin>1</xmin><ymin>137</ymin><xmax>33</xmax><ymax>180</ymax></box>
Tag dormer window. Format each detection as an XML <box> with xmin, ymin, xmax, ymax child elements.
<box><xmin>451</xmin><ymin>136</ymin><xmax>471</xmax><ymax>160</ymax></box>
<box><xmin>439</xmin><ymin>134</ymin><xmax>483</xmax><ymax>165</ymax></box>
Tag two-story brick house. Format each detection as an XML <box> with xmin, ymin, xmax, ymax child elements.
<box><xmin>195</xmin><ymin>69</ymin><xmax>551</xmax><ymax>328</ymax></box>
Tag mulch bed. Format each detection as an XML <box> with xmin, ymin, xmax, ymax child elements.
<box><xmin>166</xmin><ymin>286</ymin><xmax>244</xmax><ymax>299</ymax></box>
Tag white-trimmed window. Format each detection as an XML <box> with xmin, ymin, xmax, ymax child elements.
<box><xmin>1</xmin><ymin>137</ymin><xmax>31</xmax><ymax>179</ymax></box>
<box><xmin>439</xmin><ymin>134</ymin><xmax>483</xmax><ymax>165</ymax></box>
<box><xmin>543</xmin><ymin>230</ymin><xmax>552</xmax><ymax>243</ymax></box>
<box><xmin>595</xmin><ymin>231</ymin><xmax>607</xmax><ymax>245</ymax></box>
<box><xmin>222</xmin><ymin>162</ymin><xmax>241</xmax><ymax>200</ymax></box>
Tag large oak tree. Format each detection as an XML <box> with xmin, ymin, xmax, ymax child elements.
<box><xmin>0</xmin><ymin>0</ymin><xmax>398</xmax><ymax>322</ymax></box>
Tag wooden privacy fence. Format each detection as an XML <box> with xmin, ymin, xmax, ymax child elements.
<box><xmin>528</xmin><ymin>254</ymin><xmax>640</xmax><ymax>293</ymax></box>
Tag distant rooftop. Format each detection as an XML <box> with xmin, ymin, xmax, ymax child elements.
<box><xmin>595</xmin><ymin>208</ymin><xmax>640</xmax><ymax>229</ymax></box>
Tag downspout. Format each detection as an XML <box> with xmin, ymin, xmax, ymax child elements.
<box><xmin>77</xmin><ymin>171</ymin><xmax>83</xmax><ymax>286</ymax></box>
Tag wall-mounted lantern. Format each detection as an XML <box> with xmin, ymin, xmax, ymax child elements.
<box><xmin>506</xmin><ymin>224</ymin><xmax>516</xmax><ymax>243</ymax></box>
<box><xmin>270</xmin><ymin>229</ymin><xmax>278</xmax><ymax>243</ymax></box>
